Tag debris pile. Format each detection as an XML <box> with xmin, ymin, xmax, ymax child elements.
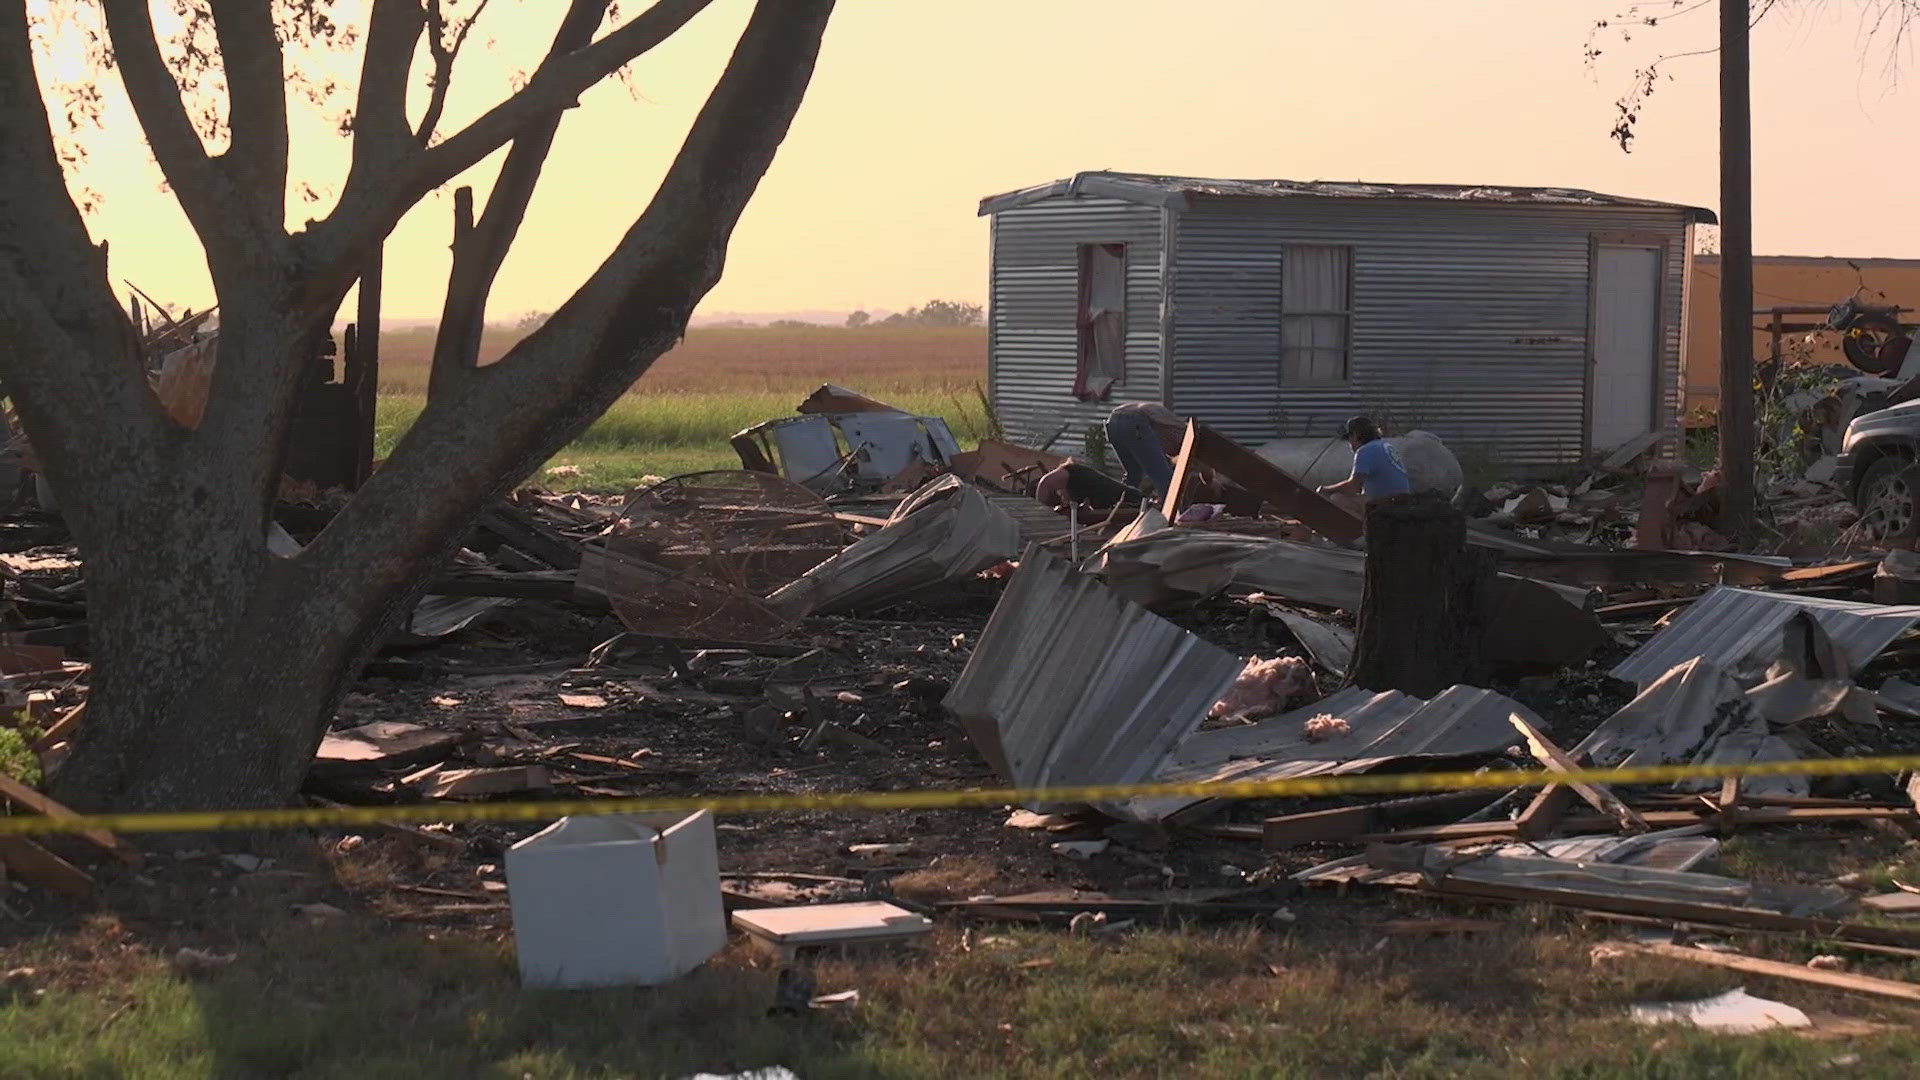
<box><xmin>9</xmin><ymin>382</ymin><xmax>1920</xmax><ymax>1013</ymax></box>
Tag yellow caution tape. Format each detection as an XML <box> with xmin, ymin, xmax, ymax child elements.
<box><xmin>2</xmin><ymin>753</ymin><xmax>1919</xmax><ymax>837</ymax></box>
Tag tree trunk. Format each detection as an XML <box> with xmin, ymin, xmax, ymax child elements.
<box><xmin>1348</xmin><ymin>493</ymin><xmax>1495</xmax><ymax>698</ymax></box>
<box><xmin>46</xmin><ymin>455</ymin><xmax>416</xmax><ymax>811</ymax></box>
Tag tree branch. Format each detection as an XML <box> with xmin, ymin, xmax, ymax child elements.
<box><xmin>341</xmin><ymin>0</ymin><xmax>427</xmax><ymax>226</ymax></box>
<box><xmin>414</xmin><ymin>0</ymin><xmax>496</xmax><ymax>146</ymax></box>
<box><xmin>0</xmin><ymin>1</ymin><xmax>170</xmax><ymax>545</ymax></box>
<box><xmin>207</xmin><ymin>0</ymin><xmax>289</xmax><ymax>222</ymax></box>
<box><xmin>429</xmin><ymin>0</ymin><xmax>608</xmax><ymax>397</ymax></box>
<box><xmin>303</xmin><ymin>0</ymin><xmax>716</xmax><ymax>294</ymax></box>
<box><xmin>305</xmin><ymin>0</ymin><xmax>836</xmax><ymax>604</ymax></box>
<box><xmin>97</xmin><ymin>0</ymin><xmax>237</xmax><ymax>254</ymax></box>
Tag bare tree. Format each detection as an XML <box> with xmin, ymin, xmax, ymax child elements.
<box><xmin>1588</xmin><ymin>1</ymin><xmax>1917</xmax><ymax>151</ymax></box>
<box><xmin>0</xmin><ymin>0</ymin><xmax>836</xmax><ymax>811</ymax></box>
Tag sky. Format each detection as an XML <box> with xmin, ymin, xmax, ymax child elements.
<box><xmin>41</xmin><ymin>0</ymin><xmax>1920</xmax><ymax>321</ymax></box>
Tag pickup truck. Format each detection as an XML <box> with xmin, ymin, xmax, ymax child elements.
<box><xmin>1837</xmin><ymin>399</ymin><xmax>1920</xmax><ymax>539</ymax></box>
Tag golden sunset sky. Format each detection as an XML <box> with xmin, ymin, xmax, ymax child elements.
<box><xmin>44</xmin><ymin>0</ymin><xmax>1920</xmax><ymax>320</ymax></box>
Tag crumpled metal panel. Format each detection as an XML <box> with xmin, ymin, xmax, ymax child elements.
<box><xmin>943</xmin><ymin>545</ymin><xmax>1243</xmax><ymax>798</ymax></box>
<box><xmin>1580</xmin><ymin>655</ymin><xmax>1813</xmax><ymax>798</ymax></box>
<box><xmin>765</xmin><ymin>475</ymin><xmax>1020</xmax><ymax>618</ymax></box>
<box><xmin>1106</xmin><ymin>683</ymin><xmax>1540</xmax><ymax>823</ymax></box>
<box><xmin>1611</xmin><ymin>587</ymin><xmax>1920</xmax><ymax>687</ymax></box>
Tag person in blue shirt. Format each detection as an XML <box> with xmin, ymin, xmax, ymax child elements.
<box><xmin>1316</xmin><ymin>416</ymin><xmax>1411</xmax><ymax>520</ymax></box>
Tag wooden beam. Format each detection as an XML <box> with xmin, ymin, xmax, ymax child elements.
<box><xmin>1361</xmin><ymin>863</ymin><xmax>1920</xmax><ymax>948</ymax></box>
<box><xmin>1509</xmin><ymin>713</ymin><xmax>1647</xmax><ymax>834</ymax></box>
<box><xmin>1629</xmin><ymin>941</ymin><xmax>1920</xmax><ymax>1003</ymax></box>
<box><xmin>1170</xmin><ymin>421</ymin><xmax>1362</xmax><ymax>543</ymax></box>
<box><xmin>1515</xmin><ymin>783</ymin><xmax>1579</xmax><ymax>841</ymax></box>
<box><xmin>1262</xmin><ymin>805</ymin><xmax>1377</xmax><ymax>849</ymax></box>
<box><xmin>0</xmin><ymin>773</ymin><xmax>140</xmax><ymax>866</ymax></box>
<box><xmin>0</xmin><ymin>837</ymin><xmax>92</xmax><ymax>900</ymax></box>
<box><xmin>1357</xmin><ymin>805</ymin><xmax>1919</xmax><ymax>844</ymax></box>
<box><xmin>1262</xmin><ymin>791</ymin><xmax>1501</xmax><ymax>850</ymax></box>
<box><xmin>1162</xmin><ymin>420</ymin><xmax>1201</xmax><ymax>516</ymax></box>
<box><xmin>30</xmin><ymin>701</ymin><xmax>84</xmax><ymax>750</ymax></box>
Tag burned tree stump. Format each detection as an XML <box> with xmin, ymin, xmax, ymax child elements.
<box><xmin>1348</xmin><ymin>493</ymin><xmax>1495</xmax><ymax>697</ymax></box>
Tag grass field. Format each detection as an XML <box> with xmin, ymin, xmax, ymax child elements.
<box><xmin>375</xmin><ymin>325</ymin><xmax>988</xmax><ymax>490</ymax></box>
<box><xmin>6</xmin><ymin>899</ymin><xmax>1917</xmax><ymax>1077</ymax></box>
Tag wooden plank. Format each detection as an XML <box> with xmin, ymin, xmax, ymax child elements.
<box><xmin>1579</xmin><ymin>910</ymin><xmax>1920</xmax><ymax>962</ymax></box>
<box><xmin>1162</xmin><ymin>421</ymin><xmax>1201</xmax><ymax>517</ymax></box>
<box><xmin>832</xmin><ymin>512</ymin><xmax>891</xmax><ymax>529</ymax></box>
<box><xmin>1358</xmin><ymin>805</ymin><xmax>1919</xmax><ymax>844</ymax></box>
<box><xmin>1628</xmin><ymin>941</ymin><xmax>1920</xmax><ymax>1003</ymax></box>
<box><xmin>1262</xmin><ymin>791</ymin><xmax>1500</xmax><ymax>850</ymax></box>
<box><xmin>0</xmin><ymin>772</ymin><xmax>139</xmax><ymax>866</ymax></box>
<box><xmin>1177</xmin><ymin>421</ymin><xmax>1363</xmax><ymax>543</ymax></box>
<box><xmin>1508</xmin><ymin>713</ymin><xmax>1648</xmax><ymax>834</ymax></box>
<box><xmin>1515</xmin><ymin>783</ymin><xmax>1578</xmax><ymax>841</ymax></box>
<box><xmin>1633</xmin><ymin>469</ymin><xmax>1680</xmax><ymax>549</ymax></box>
<box><xmin>1595</xmin><ymin>596</ymin><xmax>1697</xmax><ymax>619</ymax></box>
<box><xmin>1262</xmin><ymin>805</ymin><xmax>1377</xmax><ymax>849</ymax></box>
<box><xmin>30</xmin><ymin>701</ymin><xmax>84</xmax><ymax>751</ymax></box>
<box><xmin>1364</xmin><ymin>864</ymin><xmax>1920</xmax><ymax>948</ymax></box>
<box><xmin>0</xmin><ymin>837</ymin><xmax>92</xmax><ymax>900</ymax></box>
<box><xmin>565</xmin><ymin>752</ymin><xmax>645</xmax><ymax>772</ymax></box>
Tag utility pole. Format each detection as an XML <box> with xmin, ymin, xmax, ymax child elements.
<box><xmin>1718</xmin><ymin>0</ymin><xmax>1755</xmax><ymax>539</ymax></box>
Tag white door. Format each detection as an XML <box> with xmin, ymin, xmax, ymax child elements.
<box><xmin>1591</xmin><ymin>244</ymin><xmax>1662</xmax><ymax>451</ymax></box>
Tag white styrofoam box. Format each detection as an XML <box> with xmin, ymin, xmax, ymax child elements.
<box><xmin>505</xmin><ymin>811</ymin><xmax>725</xmax><ymax>989</ymax></box>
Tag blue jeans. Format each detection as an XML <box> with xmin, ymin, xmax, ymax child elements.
<box><xmin>1106</xmin><ymin>410</ymin><xmax>1175</xmax><ymax>499</ymax></box>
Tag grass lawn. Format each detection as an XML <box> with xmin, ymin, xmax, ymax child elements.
<box><xmin>2</xmin><ymin>879</ymin><xmax>1917</xmax><ymax>1078</ymax></box>
<box><xmin>368</xmin><ymin>325</ymin><xmax>993</xmax><ymax>493</ymax></box>
<box><xmin>375</xmin><ymin>386</ymin><xmax>996</xmax><ymax>495</ymax></box>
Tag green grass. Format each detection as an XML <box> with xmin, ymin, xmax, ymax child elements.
<box><xmin>5</xmin><ymin>901</ymin><xmax>1919</xmax><ymax>1078</ymax></box>
<box><xmin>375</xmin><ymin>388</ymin><xmax>995</xmax><ymax>493</ymax></box>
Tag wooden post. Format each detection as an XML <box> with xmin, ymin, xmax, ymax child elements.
<box><xmin>1347</xmin><ymin>493</ymin><xmax>1495</xmax><ymax>697</ymax></box>
<box><xmin>344</xmin><ymin>248</ymin><xmax>383</xmax><ymax>488</ymax></box>
<box><xmin>1718</xmin><ymin>0</ymin><xmax>1755</xmax><ymax>540</ymax></box>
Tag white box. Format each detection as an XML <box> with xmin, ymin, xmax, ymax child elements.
<box><xmin>505</xmin><ymin>812</ymin><xmax>725</xmax><ymax>989</ymax></box>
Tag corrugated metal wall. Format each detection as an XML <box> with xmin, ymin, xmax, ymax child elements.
<box><xmin>1167</xmin><ymin>197</ymin><xmax>1689</xmax><ymax>468</ymax></box>
<box><xmin>987</xmin><ymin>197</ymin><xmax>1166</xmax><ymax>451</ymax></box>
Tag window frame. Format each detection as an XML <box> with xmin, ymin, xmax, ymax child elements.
<box><xmin>1278</xmin><ymin>243</ymin><xmax>1355</xmax><ymax>387</ymax></box>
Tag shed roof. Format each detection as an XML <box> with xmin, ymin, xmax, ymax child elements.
<box><xmin>978</xmin><ymin>171</ymin><xmax>1717</xmax><ymax>223</ymax></box>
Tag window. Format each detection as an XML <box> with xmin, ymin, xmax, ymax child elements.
<box><xmin>1074</xmin><ymin>243</ymin><xmax>1127</xmax><ymax>400</ymax></box>
<box><xmin>1280</xmin><ymin>244</ymin><xmax>1353</xmax><ymax>385</ymax></box>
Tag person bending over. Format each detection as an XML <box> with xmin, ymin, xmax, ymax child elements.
<box><xmin>1315</xmin><ymin>415</ymin><xmax>1409</xmax><ymax>520</ymax></box>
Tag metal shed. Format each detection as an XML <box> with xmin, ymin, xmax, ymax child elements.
<box><xmin>979</xmin><ymin>172</ymin><xmax>1716</xmax><ymax>471</ymax></box>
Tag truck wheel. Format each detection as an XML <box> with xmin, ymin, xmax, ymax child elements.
<box><xmin>1857</xmin><ymin>456</ymin><xmax>1920</xmax><ymax>541</ymax></box>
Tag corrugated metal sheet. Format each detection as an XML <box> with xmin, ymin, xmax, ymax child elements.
<box><xmin>765</xmin><ymin>476</ymin><xmax>1021</xmax><ymax>617</ymax></box>
<box><xmin>1168</xmin><ymin>197</ymin><xmax>1689</xmax><ymax>464</ymax></box>
<box><xmin>1611</xmin><ymin>587</ymin><xmax>1920</xmax><ymax>687</ymax></box>
<box><xmin>980</xmin><ymin>172</ymin><xmax>1715</xmax><ymax>221</ymax></box>
<box><xmin>1580</xmin><ymin>655</ymin><xmax>1810</xmax><ymax>797</ymax></box>
<box><xmin>987</xmin><ymin>197</ymin><xmax>1167</xmax><ymax>449</ymax></box>
<box><xmin>943</xmin><ymin>545</ymin><xmax>1243</xmax><ymax>796</ymax></box>
<box><xmin>1107</xmin><ymin>683</ymin><xmax>1539</xmax><ymax>822</ymax></box>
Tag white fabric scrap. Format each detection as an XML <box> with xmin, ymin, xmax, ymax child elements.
<box><xmin>1629</xmin><ymin>988</ymin><xmax>1810</xmax><ymax>1033</ymax></box>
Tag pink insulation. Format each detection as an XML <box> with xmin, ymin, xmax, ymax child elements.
<box><xmin>1208</xmin><ymin>655</ymin><xmax>1314</xmax><ymax>723</ymax></box>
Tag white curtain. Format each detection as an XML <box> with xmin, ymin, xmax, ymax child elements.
<box><xmin>1080</xmin><ymin>244</ymin><xmax>1127</xmax><ymax>396</ymax></box>
<box><xmin>1281</xmin><ymin>246</ymin><xmax>1350</xmax><ymax>385</ymax></box>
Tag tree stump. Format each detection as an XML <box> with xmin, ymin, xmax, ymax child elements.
<box><xmin>1348</xmin><ymin>493</ymin><xmax>1495</xmax><ymax>697</ymax></box>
